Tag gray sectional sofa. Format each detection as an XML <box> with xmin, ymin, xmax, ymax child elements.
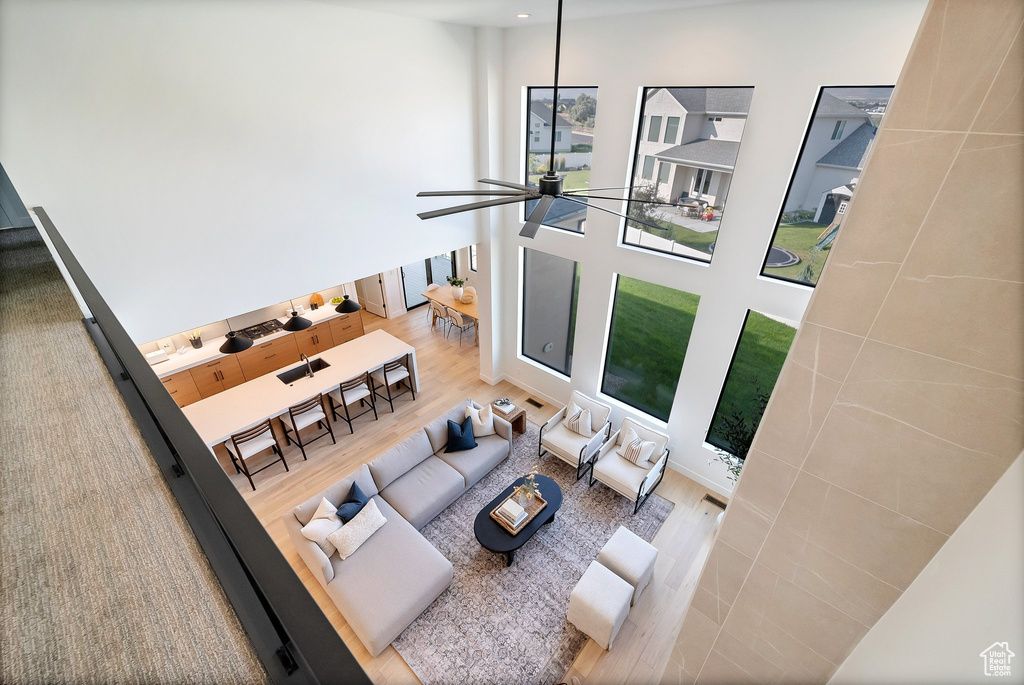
<box><xmin>284</xmin><ymin>399</ymin><xmax>512</xmax><ymax>656</ymax></box>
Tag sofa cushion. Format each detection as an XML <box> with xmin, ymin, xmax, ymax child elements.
<box><xmin>378</xmin><ymin>456</ymin><xmax>465</xmax><ymax>530</ymax></box>
<box><xmin>445</xmin><ymin>417</ymin><xmax>477</xmax><ymax>453</ymax></box>
<box><xmin>326</xmin><ymin>498</ymin><xmax>387</xmax><ymax>560</ymax></box>
<box><xmin>436</xmin><ymin>434</ymin><xmax>510</xmax><ymax>489</ymax></box>
<box><xmin>326</xmin><ymin>496</ymin><xmax>453</xmax><ymax>657</ymax></box>
<box><xmin>294</xmin><ymin>464</ymin><xmax>378</xmax><ymax>526</ymax></box>
<box><xmin>542</xmin><ymin>422</ymin><xmax>592</xmax><ymax>465</ymax></box>
<box><xmin>300</xmin><ymin>498</ymin><xmax>343</xmax><ymax>556</ymax></box>
<box><xmin>423</xmin><ymin>399</ymin><xmax>475</xmax><ymax>452</ymax></box>
<box><xmin>337</xmin><ymin>482</ymin><xmax>369</xmax><ymax>523</ymax></box>
<box><xmin>619</xmin><ymin>417</ymin><xmax>669</xmax><ymax>460</ymax></box>
<box><xmin>569</xmin><ymin>390</ymin><xmax>612</xmax><ymax>429</ymax></box>
<box><xmin>368</xmin><ymin>429</ymin><xmax>434</xmax><ymax>491</ymax></box>
<box><xmin>466</xmin><ymin>403</ymin><xmax>496</xmax><ymax>437</ymax></box>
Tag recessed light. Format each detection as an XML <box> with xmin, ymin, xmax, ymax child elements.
<box><xmin>516</xmin><ymin>13</ymin><xmax>531</xmax><ymax>19</ymax></box>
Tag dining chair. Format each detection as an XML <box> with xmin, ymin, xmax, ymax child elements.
<box><xmin>224</xmin><ymin>419</ymin><xmax>287</xmax><ymax>491</ymax></box>
<box><xmin>371</xmin><ymin>353</ymin><xmax>415</xmax><ymax>412</ymax></box>
<box><xmin>429</xmin><ymin>300</ymin><xmax>451</xmax><ymax>333</ymax></box>
<box><xmin>281</xmin><ymin>393</ymin><xmax>335</xmax><ymax>460</ymax></box>
<box><xmin>327</xmin><ymin>372</ymin><xmax>378</xmax><ymax>434</ymax></box>
<box><xmin>425</xmin><ymin>283</ymin><xmax>441</xmax><ymax>322</ymax></box>
<box><xmin>446</xmin><ymin>307</ymin><xmax>475</xmax><ymax>347</ymax></box>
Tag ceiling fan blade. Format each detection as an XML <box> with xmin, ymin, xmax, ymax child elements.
<box><xmin>417</xmin><ymin>190</ymin><xmax>529</xmax><ymax>197</ymax></box>
<box><xmin>478</xmin><ymin>178</ymin><xmax>535</xmax><ymax>191</ymax></box>
<box><xmin>561</xmin><ymin>196</ymin><xmax>667</xmax><ymax>233</ymax></box>
<box><xmin>519</xmin><ymin>195</ymin><xmax>555</xmax><ymax>238</ymax></box>
<box><xmin>563</xmin><ymin>185</ymin><xmax>637</xmax><ymax>194</ymax></box>
<box><xmin>577</xmin><ymin>193</ymin><xmax>682</xmax><ymax>206</ymax></box>
<box><xmin>418</xmin><ymin>195</ymin><xmax>530</xmax><ymax>221</ymax></box>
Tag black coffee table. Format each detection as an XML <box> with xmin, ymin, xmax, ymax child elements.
<box><xmin>474</xmin><ymin>474</ymin><xmax>563</xmax><ymax>567</ymax></box>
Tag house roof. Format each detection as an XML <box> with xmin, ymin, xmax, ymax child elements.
<box><xmin>817</xmin><ymin>92</ymin><xmax>872</xmax><ymax>119</ymax></box>
<box><xmin>653</xmin><ymin>87</ymin><xmax>752</xmax><ymax>115</ymax></box>
<box><xmin>817</xmin><ymin>122</ymin><xmax>876</xmax><ymax>169</ymax></box>
<box><xmin>529</xmin><ymin>102</ymin><xmax>573</xmax><ymax>128</ymax></box>
<box><xmin>654</xmin><ymin>138</ymin><xmax>740</xmax><ymax>170</ymax></box>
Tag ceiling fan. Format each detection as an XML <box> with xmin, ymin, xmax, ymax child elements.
<box><xmin>416</xmin><ymin>0</ymin><xmax>676</xmax><ymax>238</ymax></box>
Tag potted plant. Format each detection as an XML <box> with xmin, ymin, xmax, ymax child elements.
<box><xmin>187</xmin><ymin>329</ymin><xmax>203</xmax><ymax>349</ymax></box>
<box><xmin>446</xmin><ymin>275</ymin><xmax>466</xmax><ymax>300</ymax></box>
<box><xmin>516</xmin><ymin>466</ymin><xmax>542</xmax><ymax>507</ymax></box>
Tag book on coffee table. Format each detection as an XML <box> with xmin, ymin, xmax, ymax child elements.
<box><xmin>497</xmin><ymin>499</ymin><xmax>527</xmax><ymax>527</ymax></box>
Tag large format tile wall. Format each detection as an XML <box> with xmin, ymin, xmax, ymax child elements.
<box><xmin>668</xmin><ymin>1</ymin><xmax>1024</xmax><ymax>682</ymax></box>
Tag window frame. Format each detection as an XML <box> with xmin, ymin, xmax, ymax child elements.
<box><xmin>758</xmin><ymin>85</ymin><xmax>893</xmax><ymax>288</ymax></box>
<box><xmin>520</xmin><ymin>247</ymin><xmax>580</xmax><ymax>379</ymax></box>
<box><xmin>647</xmin><ymin>115</ymin><xmax>662</xmax><ymax>142</ymax></box>
<box><xmin>657</xmin><ymin>161</ymin><xmax>671</xmax><ymax>185</ymax></box>
<box><xmin>469</xmin><ymin>245</ymin><xmax>478</xmax><ymax>272</ymax></box>
<box><xmin>664</xmin><ymin>116</ymin><xmax>680</xmax><ymax>144</ymax></box>
<box><xmin>831</xmin><ymin>119</ymin><xmax>847</xmax><ymax>140</ymax></box>
<box><xmin>641</xmin><ymin>155</ymin><xmax>655</xmax><ymax>181</ymax></box>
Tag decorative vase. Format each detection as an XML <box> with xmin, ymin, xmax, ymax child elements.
<box><xmin>190</xmin><ymin>338</ymin><xmax>203</xmax><ymax>349</ymax></box>
<box><xmin>451</xmin><ymin>285</ymin><xmax>464</xmax><ymax>299</ymax></box>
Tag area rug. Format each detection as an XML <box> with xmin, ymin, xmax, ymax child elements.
<box><xmin>392</xmin><ymin>421</ymin><xmax>673</xmax><ymax>685</ymax></box>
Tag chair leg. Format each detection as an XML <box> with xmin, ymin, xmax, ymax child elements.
<box><xmin>238</xmin><ymin>461</ymin><xmax>256</xmax><ymax>491</ymax></box>
<box><xmin>343</xmin><ymin>401</ymin><xmax>355</xmax><ymax>434</ymax></box>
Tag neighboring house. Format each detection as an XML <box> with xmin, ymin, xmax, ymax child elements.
<box><xmin>784</xmin><ymin>91</ymin><xmax>879</xmax><ymax>217</ymax></box>
<box><xmin>528</xmin><ymin>102</ymin><xmax>573</xmax><ymax>155</ymax></box>
<box><xmin>633</xmin><ymin>87</ymin><xmax>753</xmax><ymax>209</ymax></box>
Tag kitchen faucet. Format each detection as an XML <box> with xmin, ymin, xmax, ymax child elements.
<box><xmin>300</xmin><ymin>353</ymin><xmax>314</xmax><ymax>379</ymax></box>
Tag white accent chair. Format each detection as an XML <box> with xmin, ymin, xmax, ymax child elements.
<box><xmin>590</xmin><ymin>417</ymin><xmax>670</xmax><ymax>514</ymax></box>
<box><xmin>538</xmin><ymin>390</ymin><xmax>612</xmax><ymax>480</ymax></box>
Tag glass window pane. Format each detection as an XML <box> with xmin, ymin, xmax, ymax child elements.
<box><xmin>525</xmin><ymin>86</ymin><xmax>598</xmax><ymax>234</ymax></box>
<box><xmin>762</xmin><ymin>86</ymin><xmax>893</xmax><ymax>286</ymax></box>
<box><xmin>401</xmin><ymin>260</ymin><xmax>428</xmax><ymax>309</ymax></box>
<box><xmin>647</xmin><ymin>115</ymin><xmax>662</xmax><ymax>142</ymax></box>
<box><xmin>623</xmin><ymin>87</ymin><xmax>753</xmax><ymax>263</ymax></box>
<box><xmin>602</xmin><ymin>275</ymin><xmax>699</xmax><ymax>421</ymax></box>
<box><xmin>642</xmin><ymin>156</ymin><xmax>655</xmax><ymax>180</ymax></box>
<box><xmin>469</xmin><ymin>245</ymin><xmax>478</xmax><ymax>271</ymax></box>
<box><xmin>707</xmin><ymin>311</ymin><xmax>798</xmax><ymax>458</ymax></box>
<box><xmin>522</xmin><ymin>248</ymin><xmax>580</xmax><ymax>377</ymax></box>
<box><xmin>664</xmin><ymin>116</ymin><xmax>680</xmax><ymax>144</ymax></box>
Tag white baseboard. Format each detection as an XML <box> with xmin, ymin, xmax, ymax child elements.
<box><xmin>478</xmin><ymin>372</ymin><xmax>505</xmax><ymax>386</ymax></box>
<box><xmin>667</xmin><ymin>457</ymin><xmax>733</xmax><ymax>499</ymax></box>
<box><xmin>504</xmin><ymin>376</ymin><xmax>560</xmax><ymax>412</ymax></box>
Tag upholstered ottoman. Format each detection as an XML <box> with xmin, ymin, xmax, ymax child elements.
<box><xmin>597</xmin><ymin>526</ymin><xmax>658</xmax><ymax>605</ymax></box>
<box><xmin>567</xmin><ymin>561</ymin><xmax>633</xmax><ymax>650</ymax></box>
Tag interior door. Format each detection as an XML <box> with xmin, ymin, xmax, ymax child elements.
<box><xmin>355</xmin><ymin>275</ymin><xmax>387</xmax><ymax>318</ymax></box>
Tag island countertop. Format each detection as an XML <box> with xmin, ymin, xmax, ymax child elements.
<box><xmin>181</xmin><ymin>329</ymin><xmax>418</xmax><ymax>447</ymax></box>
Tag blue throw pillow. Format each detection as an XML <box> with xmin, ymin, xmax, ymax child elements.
<box><xmin>445</xmin><ymin>416</ymin><xmax>477</xmax><ymax>453</ymax></box>
<box><xmin>337</xmin><ymin>482</ymin><xmax>369</xmax><ymax>523</ymax></box>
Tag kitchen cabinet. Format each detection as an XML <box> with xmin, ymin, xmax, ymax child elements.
<box><xmin>161</xmin><ymin>369</ymin><xmax>202</xmax><ymax>408</ymax></box>
<box><xmin>190</xmin><ymin>355</ymin><xmax>245</xmax><ymax>399</ymax></box>
<box><xmin>293</xmin><ymin>323</ymin><xmax>335</xmax><ymax>358</ymax></box>
<box><xmin>329</xmin><ymin>312</ymin><xmax>364</xmax><ymax>345</ymax></box>
<box><xmin>236</xmin><ymin>334</ymin><xmax>301</xmax><ymax>381</ymax></box>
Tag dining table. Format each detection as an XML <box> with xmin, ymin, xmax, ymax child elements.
<box><xmin>422</xmin><ymin>288</ymin><xmax>479</xmax><ymax>345</ymax></box>
<box><xmin>182</xmin><ymin>329</ymin><xmax>419</xmax><ymax>448</ymax></box>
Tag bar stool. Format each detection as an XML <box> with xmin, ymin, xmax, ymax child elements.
<box><xmin>281</xmin><ymin>393</ymin><xmax>335</xmax><ymax>460</ymax></box>
<box><xmin>224</xmin><ymin>419</ymin><xmax>287</xmax><ymax>491</ymax></box>
<box><xmin>327</xmin><ymin>372</ymin><xmax>378</xmax><ymax>434</ymax></box>
<box><xmin>371</xmin><ymin>353</ymin><xmax>415</xmax><ymax>412</ymax></box>
<box><xmin>446</xmin><ymin>307</ymin><xmax>475</xmax><ymax>347</ymax></box>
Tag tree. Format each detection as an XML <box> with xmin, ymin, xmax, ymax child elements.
<box><xmin>568</xmin><ymin>93</ymin><xmax>597</xmax><ymax>129</ymax></box>
<box><xmin>626</xmin><ymin>182</ymin><xmax>666</xmax><ymax>235</ymax></box>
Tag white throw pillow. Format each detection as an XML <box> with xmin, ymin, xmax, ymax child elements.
<box><xmin>300</xmin><ymin>497</ymin><xmax>343</xmax><ymax>557</ymax></box>
<box><xmin>563</xmin><ymin>402</ymin><xmax>593</xmax><ymax>437</ymax></box>
<box><xmin>617</xmin><ymin>426</ymin><xmax>657</xmax><ymax>468</ymax></box>
<box><xmin>466</xmin><ymin>403</ymin><xmax>496</xmax><ymax>437</ymax></box>
<box><xmin>326</xmin><ymin>498</ymin><xmax>387</xmax><ymax>560</ymax></box>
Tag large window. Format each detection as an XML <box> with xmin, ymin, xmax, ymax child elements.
<box><xmin>602</xmin><ymin>275</ymin><xmax>699</xmax><ymax>421</ymax></box>
<box><xmin>525</xmin><ymin>86</ymin><xmax>598</xmax><ymax>233</ymax></box>
<box><xmin>761</xmin><ymin>86</ymin><xmax>893</xmax><ymax>286</ymax></box>
<box><xmin>469</xmin><ymin>245</ymin><xmax>478</xmax><ymax>272</ymax></box>
<box><xmin>401</xmin><ymin>252</ymin><xmax>456</xmax><ymax>310</ymax></box>
<box><xmin>706</xmin><ymin>310</ymin><xmax>798</xmax><ymax>458</ymax></box>
<box><xmin>623</xmin><ymin>87</ymin><xmax>753</xmax><ymax>263</ymax></box>
<box><xmin>522</xmin><ymin>249</ymin><xmax>580</xmax><ymax>377</ymax></box>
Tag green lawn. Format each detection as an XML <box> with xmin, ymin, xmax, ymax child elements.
<box><xmin>528</xmin><ymin>169</ymin><xmax>591</xmax><ymax>191</ymax></box>
<box><xmin>602</xmin><ymin>276</ymin><xmax>700</xmax><ymax>420</ymax></box>
<box><xmin>707</xmin><ymin>311</ymin><xmax>797</xmax><ymax>455</ymax></box>
<box><xmin>764</xmin><ymin>221</ymin><xmax>832</xmax><ymax>284</ymax></box>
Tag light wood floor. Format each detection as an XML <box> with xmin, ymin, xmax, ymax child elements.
<box><xmin>213</xmin><ymin>307</ymin><xmax>723</xmax><ymax>684</ymax></box>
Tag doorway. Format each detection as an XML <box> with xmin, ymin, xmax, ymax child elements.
<box><xmin>355</xmin><ymin>275</ymin><xmax>387</xmax><ymax>318</ymax></box>
<box><xmin>400</xmin><ymin>252</ymin><xmax>456</xmax><ymax>310</ymax></box>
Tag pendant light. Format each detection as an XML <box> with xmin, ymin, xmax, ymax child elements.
<box><xmin>282</xmin><ymin>299</ymin><xmax>312</xmax><ymax>332</ymax></box>
<box><xmin>219</xmin><ymin>317</ymin><xmax>253</xmax><ymax>354</ymax></box>
<box><xmin>335</xmin><ymin>286</ymin><xmax>362</xmax><ymax>314</ymax></box>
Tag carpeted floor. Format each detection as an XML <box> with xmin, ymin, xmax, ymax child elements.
<box><xmin>0</xmin><ymin>227</ymin><xmax>267</xmax><ymax>684</ymax></box>
<box><xmin>393</xmin><ymin>421</ymin><xmax>673</xmax><ymax>685</ymax></box>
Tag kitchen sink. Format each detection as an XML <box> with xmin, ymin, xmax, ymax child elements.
<box><xmin>277</xmin><ymin>358</ymin><xmax>331</xmax><ymax>384</ymax></box>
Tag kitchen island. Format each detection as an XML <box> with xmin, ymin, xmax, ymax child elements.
<box><xmin>182</xmin><ymin>329</ymin><xmax>418</xmax><ymax>447</ymax></box>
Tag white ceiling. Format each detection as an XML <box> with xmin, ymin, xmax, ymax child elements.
<box><xmin>324</xmin><ymin>0</ymin><xmax>749</xmax><ymax>28</ymax></box>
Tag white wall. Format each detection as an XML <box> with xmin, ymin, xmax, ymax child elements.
<box><xmin>493</xmin><ymin>0</ymin><xmax>927</xmax><ymax>495</ymax></box>
<box><xmin>830</xmin><ymin>454</ymin><xmax>1024</xmax><ymax>685</ymax></box>
<box><xmin>0</xmin><ymin>0</ymin><xmax>479</xmax><ymax>343</ymax></box>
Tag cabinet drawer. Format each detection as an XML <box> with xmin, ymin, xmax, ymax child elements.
<box><xmin>329</xmin><ymin>312</ymin><xmax>364</xmax><ymax>343</ymax></box>
<box><xmin>237</xmin><ymin>334</ymin><xmax>300</xmax><ymax>381</ymax></box>
<box><xmin>160</xmin><ymin>369</ymin><xmax>202</xmax><ymax>407</ymax></box>
<box><xmin>294</xmin><ymin>323</ymin><xmax>334</xmax><ymax>357</ymax></box>
<box><xmin>190</xmin><ymin>355</ymin><xmax>245</xmax><ymax>398</ymax></box>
